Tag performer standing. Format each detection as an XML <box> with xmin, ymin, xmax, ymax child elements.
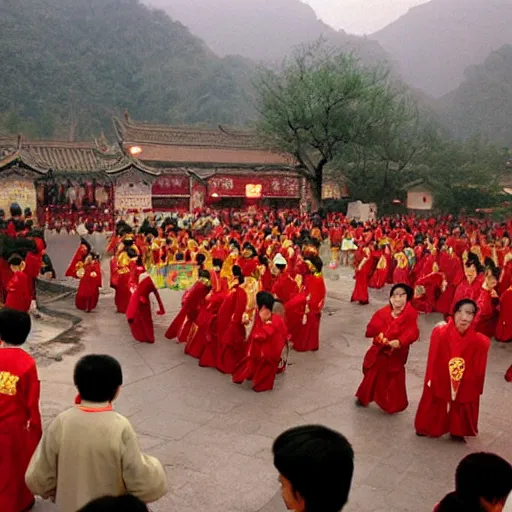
<box><xmin>232</xmin><ymin>291</ymin><xmax>289</xmax><ymax>392</ymax></box>
<box><xmin>355</xmin><ymin>284</ymin><xmax>419</xmax><ymax>413</ymax></box>
<box><xmin>351</xmin><ymin>247</ymin><xmax>372</xmax><ymax>305</ymax></box>
<box><xmin>415</xmin><ymin>299</ymin><xmax>490</xmax><ymax>440</ymax></box>
<box><xmin>65</xmin><ymin>238</ymin><xmax>91</xmax><ymax>278</ymax></box>
<box><xmin>126</xmin><ymin>272</ymin><xmax>165</xmax><ymax>344</ymax></box>
<box><xmin>293</xmin><ymin>256</ymin><xmax>326</xmax><ymax>352</ymax></box>
<box><xmin>0</xmin><ymin>309</ymin><xmax>42</xmax><ymax>512</ymax></box>
<box><xmin>75</xmin><ymin>253</ymin><xmax>102</xmax><ymax>313</ymax></box>
<box><xmin>5</xmin><ymin>255</ymin><xmax>32</xmax><ymax>313</ymax></box>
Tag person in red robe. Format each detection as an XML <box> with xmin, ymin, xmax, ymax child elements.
<box><xmin>216</xmin><ymin>265</ymin><xmax>249</xmax><ymax>374</ymax></box>
<box><xmin>474</xmin><ymin>264</ymin><xmax>500</xmax><ymax>338</ymax></box>
<box><xmin>435</xmin><ymin>247</ymin><xmax>464</xmax><ymax>316</ymax></box>
<box><xmin>294</xmin><ymin>256</ymin><xmax>326</xmax><ymax>352</ymax></box>
<box><xmin>412</xmin><ymin>268</ymin><xmax>444</xmax><ymax>313</ymax></box>
<box><xmin>185</xmin><ymin>274</ymin><xmax>226</xmax><ymax>360</ymax></box>
<box><xmin>392</xmin><ymin>251</ymin><xmax>411</xmax><ymax>285</ymax></box>
<box><xmin>415</xmin><ymin>299</ymin><xmax>491</xmax><ymax>440</ymax></box>
<box><xmin>232</xmin><ymin>291</ymin><xmax>289</xmax><ymax>392</ymax></box>
<box><xmin>368</xmin><ymin>247</ymin><xmax>387</xmax><ymax>289</ymax></box>
<box><xmin>496</xmin><ymin>284</ymin><xmax>512</xmax><ymax>342</ymax></box>
<box><xmin>351</xmin><ymin>247</ymin><xmax>372</xmax><ymax>305</ymax></box>
<box><xmin>126</xmin><ymin>272</ymin><xmax>166</xmax><ymax>343</ymax></box>
<box><xmin>165</xmin><ymin>270</ymin><xmax>212</xmax><ymax>343</ymax></box>
<box><xmin>5</xmin><ymin>254</ymin><xmax>32</xmax><ymax>313</ymax></box>
<box><xmin>0</xmin><ymin>308</ymin><xmax>42</xmax><ymax>512</ymax></box>
<box><xmin>65</xmin><ymin>238</ymin><xmax>91</xmax><ymax>278</ymax></box>
<box><xmin>271</xmin><ymin>253</ymin><xmax>299</xmax><ymax>305</ymax></box>
<box><xmin>113</xmin><ymin>246</ymin><xmax>138</xmax><ymax>314</ymax></box>
<box><xmin>75</xmin><ymin>253</ymin><xmax>102</xmax><ymax>313</ymax></box>
<box><xmin>450</xmin><ymin>252</ymin><xmax>485</xmax><ymax>315</ymax></box>
<box><xmin>355</xmin><ymin>284</ymin><xmax>420</xmax><ymax>414</ymax></box>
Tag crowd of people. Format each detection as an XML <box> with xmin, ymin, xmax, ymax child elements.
<box><xmin>1</xmin><ymin>204</ymin><xmax>512</xmax><ymax>511</ymax></box>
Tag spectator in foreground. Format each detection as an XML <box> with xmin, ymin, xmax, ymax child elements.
<box><xmin>434</xmin><ymin>452</ymin><xmax>512</xmax><ymax>512</ymax></box>
<box><xmin>78</xmin><ymin>494</ymin><xmax>149</xmax><ymax>512</ymax></box>
<box><xmin>0</xmin><ymin>309</ymin><xmax>41</xmax><ymax>512</ymax></box>
<box><xmin>25</xmin><ymin>354</ymin><xmax>168</xmax><ymax>512</ymax></box>
<box><xmin>273</xmin><ymin>425</ymin><xmax>354</xmax><ymax>512</ymax></box>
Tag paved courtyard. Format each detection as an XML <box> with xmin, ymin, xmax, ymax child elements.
<box><xmin>31</xmin><ymin>249</ymin><xmax>512</xmax><ymax>512</ymax></box>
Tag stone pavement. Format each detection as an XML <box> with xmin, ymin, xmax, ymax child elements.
<box><xmin>31</xmin><ymin>267</ymin><xmax>512</xmax><ymax>512</ymax></box>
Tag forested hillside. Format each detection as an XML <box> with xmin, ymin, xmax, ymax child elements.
<box><xmin>438</xmin><ymin>45</ymin><xmax>512</xmax><ymax>146</ymax></box>
<box><xmin>0</xmin><ymin>0</ymin><xmax>257</xmax><ymax>140</ymax></box>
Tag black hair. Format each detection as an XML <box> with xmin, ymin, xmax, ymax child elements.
<box><xmin>487</xmin><ymin>265</ymin><xmax>501</xmax><ymax>281</ymax></box>
<box><xmin>8</xmin><ymin>254</ymin><xmax>24</xmax><ymax>267</ymax></box>
<box><xmin>258</xmin><ymin>254</ymin><xmax>269</xmax><ymax>266</ymax></box>
<box><xmin>305</xmin><ymin>255</ymin><xmax>323</xmax><ymax>273</ymax></box>
<box><xmin>390</xmin><ymin>283</ymin><xmax>413</xmax><ymax>302</ymax></box>
<box><xmin>232</xmin><ymin>265</ymin><xmax>245</xmax><ymax>285</ymax></box>
<box><xmin>0</xmin><ymin>308</ymin><xmax>31</xmax><ymax>346</ymax></box>
<box><xmin>80</xmin><ymin>237</ymin><xmax>92</xmax><ymax>252</ymax></box>
<box><xmin>73</xmin><ymin>354</ymin><xmax>123</xmax><ymax>403</ymax></box>
<box><xmin>90</xmin><ymin>252</ymin><xmax>100</xmax><ymax>261</ymax></box>
<box><xmin>196</xmin><ymin>253</ymin><xmax>206</xmax><ymax>266</ymax></box>
<box><xmin>126</xmin><ymin>247</ymin><xmax>138</xmax><ymax>259</ymax></box>
<box><xmin>198</xmin><ymin>269</ymin><xmax>211</xmax><ymax>280</ymax></box>
<box><xmin>78</xmin><ymin>495</ymin><xmax>148</xmax><ymax>512</ymax></box>
<box><xmin>256</xmin><ymin>291</ymin><xmax>275</xmax><ymax>311</ymax></box>
<box><xmin>437</xmin><ymin>453</ymin><xmax>512</xmax><ymax>512</ymax></box>
<box><xmin>465</xmin><ymin>253</ymin><xmax>484</xmax><ymax>274</ymax></box>
<box><xmin>212</xmin><ymin>258</ymin><xmax>223</xmax><ymax>269</ymax></box>
<box><xmin>454</xmin><ymin>299</ymin><xmax>478</xmax><ymax>315</ymax></box>
<box><xmin>273</xmin><ymin>425</ymin><xmax>354</xmax><ymax>512</ymax></box>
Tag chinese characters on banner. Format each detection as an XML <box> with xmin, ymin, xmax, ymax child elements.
<box><xmin>0</xmin><ymin>178</ymin><xmax>37</xmax><ymax>215</ymax></box>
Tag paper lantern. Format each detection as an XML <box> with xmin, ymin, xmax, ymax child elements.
<box><xmin>246</xmin><ymin>184</ymin><xmax>262</xmax><ymax>198</ymax></box>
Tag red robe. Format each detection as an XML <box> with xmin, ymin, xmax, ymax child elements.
<box><xmin>271</xmin><ymin>272</ymin><xmax>299</xmax><ymax>304</ymax></box>
<box><xmin>355</xmin><ymin>304</ymin><xmax>419</xmax><ymax>413</ymax></box>
<box><xmin>165</xmin><ymin>281</ymin><xmax>210</xmax><ymax>341</ymax></box>
<box><xmin>294</xmin><ymin>274</ymin><xmax>326</xmax><ymax>352</ymax></box>
<box><xmin>505</xmin><ymin>364</ymin><xmax>512</xmax><ymax>382</ymax></box>
<box><xmin>435</xmin><ymin>253</ymin><xmax>464</xmax><ymax>316</ymax></box>
<box><xmin>24</xmin><ymin>251</ymin><xmax>42</xmax><ymax>301</ymax></box>
<box><xmin>126</xmin><ymin>276</ymin><xmax>165</xmax><ymax>343</ymax></box>
<box><xmin>351</xmin><ymin>256</ymin><xmax>372</xmax><ymax>305</ymax></box>
<box><xmin>232</xmin><ymin>314</ymin><xmax>288</xmax><ymax>392</ymax></box>
<box><xmin>185</xmin><ymin>289</ymin><xmax>227</xmax><ymax>359</ymax></box>
<box><xmin>5</xmin><ymin>271</ymin><xmax>32</xmax><ymax>313</ymax></box>
<box><xmin>496</xmin><ymin>287</ymin><xmax>512</xmax><ymax>342</ymax></box>
<box><xmin>412</xmin><ymin>272</ymin><xmax>444</xmax><ymax>313</ymax></box>
<box><xmin>216</xmin><ymin>285</ymin><xmax>248</xmax><ymax>374</ymax></box>
<box><xmin>75</xmin><ymin>261</ymin><xmax>102</xmax><ymax>312</ymax></box>
<box><xmin>0</xmin><ymin>258</ymin><xmax>13</xmax><ymax>303</ymax></box>
<box><xmin>65</xmin><ymin>244</ymin><xmax>89</xmax><ymax>278</ymax></box>
<box><xmin>415</xmin><ymin>321</ymin><xmax>490</xmax><ymax>437</ymax></box>
<box><xmin>0</xmin><ymin>348</ymin><xmax>42</xmax><ymax>512</ymax></box>
<box><xmin>450</xmin><ymin>273</ymin><xmax>484</xmax><ymax>315</ymax></box>
<box><xmin>283</xmin><ymin>291</ymin><xmax>307</xmax><ymax>349</ymax></box>
<box><xmin>474</xmin><ymin>288</ymin><xmax>499</xmax><ymax>339</ymax></box>
<box><xmin>369</xmin><ymin>252</ymin><xmax>387</xmax><ymax>289</ymax></box>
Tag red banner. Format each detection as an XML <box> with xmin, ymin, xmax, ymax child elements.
<box><xmin>152</xmin><ymin>174</ymin><xmax>189</xmax><ymax>196</ymax></box>
<box><xmin>207</xmin><ymin>174</ymin><xmax>300</xmax><ymax>198</ymax></box>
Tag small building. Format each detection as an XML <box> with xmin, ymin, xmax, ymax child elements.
<box><xmin>404</xmin><ymin>180</ymin><xmax>434</xmax><ymax>211</ymax></box>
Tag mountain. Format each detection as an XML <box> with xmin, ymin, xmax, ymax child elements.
<box><xmin>373</xmin><ymin>0</ymin><xmax>512</xmax><ymax>98</ymax></box>
<box><xmin>438</xmin><ymin>45</ymin><xmax>512</xmax><ymax>146</ymax></box>
<box><xmin>0</xmin><ymin>0</ymin><xmax>257</xmax><ymax>140</ymax></box>
<box><xmin>143</xmin><ymin>0</ymin><xmax>390</xmax><ymax>67</ymax></box>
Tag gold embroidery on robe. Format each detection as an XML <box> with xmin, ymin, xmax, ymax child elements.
<box><xmin>0</xmin><ymin>371</ymin><xmax>20</xmax><ymax>396</ymax></box>
<box><xmin>449</xmin><ymin>357</ymin><xmax>465</xmax><ymax>400</ymax></box>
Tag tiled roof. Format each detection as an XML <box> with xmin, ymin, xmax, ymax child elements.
<box><xmin>114</xmin><ymin>117</ymin><xmax>262</xmax><ymax>149</ymax></box>
<box><xmin>0</xmin><ymin>138</ymin><xmax>161</xmax><ymax>175</ymax></box>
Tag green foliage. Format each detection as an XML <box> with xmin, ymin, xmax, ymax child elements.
<box><xmin>439</xmin><ymin>45</ymin><xmax>512</xmax><ymax>146</ymax></box>
<box><xmin>255</xmin><ymin>42</ymin><xmax>400</xmax><ymax>204</ymax></box>
<box><xmin>0</xmin><ymin>0</ymin><xmax>257</xmax><ymax>140</ymax></box>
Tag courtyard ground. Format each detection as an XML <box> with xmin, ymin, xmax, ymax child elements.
<box><xmin>30</xmin><ymin>238</ymin><xmax>512</xmax><ymax>512</ymax></box>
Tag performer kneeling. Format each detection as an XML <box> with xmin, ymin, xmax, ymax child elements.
<box><xmin>232</xmin><ymin>291</ymin><xmax>288</xmax><ymax>392</ymax></box>
<box><xmin>355</xmin><ymin>284</ymin><xmax>419</xmax><ymax>414</ymax></box>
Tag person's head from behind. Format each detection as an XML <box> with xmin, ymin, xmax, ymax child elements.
<box><xmin>256</xmin><ymin>291</ymin><xmax>275</xmax><ymax>323</ymax></box>
<box><xmin>273</xmin><ymin>425</ymin><xmax>354</xmax><ymax>512</ymax></box>
<box><xmin>78</xmin><ymin>494</ymin><xmax>148</xmax><ymax>512</ymax></box>
<box><xmin>74</xmin><ymin>354</ymin><xmax>123</xmax><ymax>403</ymax></box>
<box><xmin>439</xmin><ymin>452</ymin><xmax>512</xmax><ymax>512</ymax></box>
<box><xmin>0</xmin><ymin>308</ymin><xmax>31</xmax><ymax>347</ymax></box>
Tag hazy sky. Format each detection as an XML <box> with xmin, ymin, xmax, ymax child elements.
<box><xmin>303</xmin><ymin>0</ymin><xmax>428</xmax><ymax>34</ymax></box>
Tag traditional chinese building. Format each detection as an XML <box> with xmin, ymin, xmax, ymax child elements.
<box><xmin>113</xmin><ymin>114</ymin><xmax>308</xmax><ymax>211</ymax></box>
